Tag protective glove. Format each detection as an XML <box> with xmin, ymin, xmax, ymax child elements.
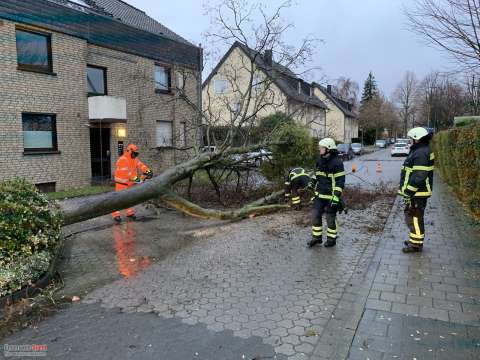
<box><xmin>131</xmin><ymin>176</ymin><xmax>142</xmax><ymax>183</ymax></box>
<box><xmin>403</xmin><ymin>196</ymin><xmax>412</xmax><ymax>207</ymax></box>
<box><xmin>145</xmin><ymin>169</ymin><xmax>153</xmax><ymax>179</ymax></box>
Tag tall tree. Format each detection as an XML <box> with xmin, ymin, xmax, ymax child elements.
<box><xmin>417</xmin><ymin>72</ymin><xmax>466</xmax><ymax>129</ymax></box>
<box><xmin>361</xmin><ymin>71</ymin><xmax>378</xmax><ymax>104</ymax></box>
<box><xmin>406</xmin><ymin>0</ymin><xmax>480</xmax><ymax>71</ymax></box>
<box><xmin>465</xmin><ymin>73</ymin><xmax>480</xmax><ymax>115</ymax></box>
<box><xmin>334</xmin><ymin>76</ymin><xmax>359</xmax><ymax>106</ymax></box>
<box><xmin>393</xmin><ymin>71</ymin><xmax>419</xmax><ymax>136</ymax></box>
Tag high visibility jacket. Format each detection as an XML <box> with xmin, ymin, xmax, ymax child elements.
<box><xmin>399</xmin><ymin>142</ymin><xmax>434</xmax><ymax>198</ymax></box>
<box><xmin>313</xmin><ymin>153</ymin><xmax>345</xmax><ymax>202</ymax></box>
<box><xmin>284</xmin><ymin>168</ymin><xmax>311</xmax><ymax>199</ymax></box>
<box><xmin>114</xmin><ymin>153</ymin><xmax>150</xmax><ymax>186</ymax></box>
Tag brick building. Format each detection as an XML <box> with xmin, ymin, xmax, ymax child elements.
<box><xmin>0</xmin><ymin>0</ymin><xmax>202</xmax><ymax>191</ymax></box>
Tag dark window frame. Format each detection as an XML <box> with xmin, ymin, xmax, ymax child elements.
<box><xmin>154</xmin><ymin>63</ymin><xmax>172</xmax><ymax>94</ymax></box>
<box><xmin>87</xmin><ymin>64</ymin><xmax>108</xmax><ymax>97</ymax></box>
<box><xmin>22</xmin><ymin>112</ymin><xmax>59</xmax><ymax>155</ymax></box>
<box><xmin>15</xmin><ymin>26</ymin><xmax>54</xmax><ymax>75</ymax></box>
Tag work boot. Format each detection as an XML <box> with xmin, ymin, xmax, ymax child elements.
<box><xmin>113</xmin><ymin>216</ymin><xmax>122</xmax><ymax>223</ymax></box>
<box><xmin>402</xmin><ymin>243</ymin><xmax>422</xmax><ymax>253</ymax></box>
<box><xmin>324</xmin><ymin>238</ymin><xmax>336</xmax><ymax>248</ymax></box>
<box><xmin>307</xmin><ymin>237</ymin><xmax>322</xmax><ymax>248</ymax></box>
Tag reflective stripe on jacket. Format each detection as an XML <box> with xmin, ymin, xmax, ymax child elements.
<box><xmin>313</xmin><ymin>153</ymin><xmax>345</xmax><ymax>202</ymax></box>
<box><xmin>399</xmin><ymin>143</ymin><xmax>434</xmax><ymax>198</ymax></box>
<box><xmin>114</xmin><ymin>154</ymin><xmax>150</xmax><ymax>186</ymax></box>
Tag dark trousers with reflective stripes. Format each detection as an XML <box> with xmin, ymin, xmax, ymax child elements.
<box><xmin>404</xmin><ymin>198</ymin><xmax>427</xmax><ymax>247</ymax></box>
<box><xmin>311</xmin><ymin>198</ymin><xmax>337</xmax><ymax>240</ymax></box>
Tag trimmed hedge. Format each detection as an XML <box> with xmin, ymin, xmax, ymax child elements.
<box><xmin>433</xmin><ymin>124</ymin><xmax>480</xmax><ymax>219</ymax></box>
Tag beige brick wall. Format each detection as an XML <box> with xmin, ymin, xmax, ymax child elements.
<box><xmin>0</xmin><ymin>19</ymin><xmax>200</xmax><ymax>191</ymax></box>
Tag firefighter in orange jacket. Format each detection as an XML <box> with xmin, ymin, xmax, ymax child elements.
<box><xmin>112</xmin><ymin>143</ymin><xmax>153</xmax><ymax>222</ymax></box>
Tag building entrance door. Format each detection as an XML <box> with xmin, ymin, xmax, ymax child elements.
<box><xmin>90</xmin><ymin>126</ymin><xmax>111</xmax><ymax>183</ymax></box>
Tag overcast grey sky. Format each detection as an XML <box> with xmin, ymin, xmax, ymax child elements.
<box><xmin>129</xmin><ymin>0</ymin><xmax>452</xmax><ymax>97</ymax></box>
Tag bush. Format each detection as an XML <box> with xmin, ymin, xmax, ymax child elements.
<box><xmin>0</xmin><ymin>179</ymin><xmax>62</xmax><ymax>296</ymax></box>
<box><xmin>454</xmin><ymin>116</ymin><xmax>480</xmax><ymax>128</ymax></box>
<box><xmin>260</xmin><ymin>122</ymin><xmax>317</xmax><ymax>183</ymax></box>
<box><xmin>433</xmin><ymin>124</ymin><xmax>480</xmax><ymax>219</ymax></box>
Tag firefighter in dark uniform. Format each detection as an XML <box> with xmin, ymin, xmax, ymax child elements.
<box><xmin>284</xmin><ymin>167</ymin><xmax>311</xmax><ymax>209</ymax></box>
<box><xmin>398</xmin><ymin>127</ymin><xmax>434</xmax><ymax>253</ymax></box>
<box><xmin>308</xmin><ymin>138</ymin><xmax>346</xmax><ymax>248</ymax></box>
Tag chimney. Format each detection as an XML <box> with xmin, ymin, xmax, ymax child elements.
<box><xmin>327</xmin><ymin>85</ymin><xmax>332</xmax><ymax>94</ymax></box>
<box><xmin>264</xmin><ymin>49</ymin><xmax>273</xmax><ymax>67</ymax></box>
<box><xmin>309</xmin><ymin>86</ymin><xmax>313</xmax><ymax>97</ymax></box>
<box><xmin>298</xmin><ymin>81</ymin><xmax>302</xmax><ymax>94</ymax></box>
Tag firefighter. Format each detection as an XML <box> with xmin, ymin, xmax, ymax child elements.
<box><xmin>112</xmin><ymin>143</ymin><xmax>153</xmax><ymax>222</ymax></box>
<box><xmin>398</xmin><ymin>127</ymin><xmax>434</xmax><ymax>253</ymax></box>
<box><xmin>308</xmin><ymin>138</ymin><xmax>345</xmax><ymax>248</ymax></box>
<box><xmin>284</xmin><ymin>167</ymin><xmax>311</xmax><ymax>209</ymax></box>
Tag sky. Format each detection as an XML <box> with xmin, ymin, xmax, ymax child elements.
<box><xmin>127</xmin><ymin>0</ymin><xmax>453</xmax><ymax>98</ymax></box>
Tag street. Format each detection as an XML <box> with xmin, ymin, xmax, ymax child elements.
<box><xmin>344</xmin><ymin>148</ymin><xmax>404</xmax><ymax>189</ymax></box>
<box><xmin>2</xmin><ymin>150</ymin><xmax>479</xmax><ymax>360</ymax></box>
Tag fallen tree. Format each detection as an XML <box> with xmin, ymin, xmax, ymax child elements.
<box><xmin>159</xmin><ymin>190</ymin><xmax>286</xmax><ymax>220</ymax></box>
<box><xmin>60</xmin><ymin>145</ymin><xmax>282</xmax><ymax>225</ymax></box>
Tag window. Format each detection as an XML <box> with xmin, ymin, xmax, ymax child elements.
<box><xmin>87</xmin><ymin>66</ymin><xmax>107</xmax><ymax>96</ymax></box>
<box><xmin>214</xmin><ymin>79</ymin><xmax>228</xmax><ymax>94</ymax></box>
<box><xmin>35</xmin><ymin>182</ymin><xmax>56</xmax><ymax>193</ymax></box>
<box><xmin>176</xmin><ymin>71</ymin><xmax>185</xmax><ymax>90</ymax></box>
<box><xmin>156</xmin><ymin>121</ymin><xmax>173</xmax><ymax>147</ymax></box>
<box><xmin>231</xmin><ymin>101</ymin><xmax>241</xmax><ymax>115</ymax></box>
<box><xmin>155</xmin><ymin>65</ymin><xmax>171</xmax><ymax>92</ymax></box>
<box><xmin>253</xmin><ymin>74</ymin><xmax>262</xmax><ymax>88</ymax></box>
<box><xmin>16</xmin><ymin>28</ymin><xmax>53</xmax><ymax>73</ymax></box>
<box><xmin>22</xmin><ymin>113</ymin><xmax>58</xmax><ymax>153</ymax></box>
<box><xmin>180</xmin><ymin>122</ymin><xmax>187</xmax><ymax>147</ymax></box>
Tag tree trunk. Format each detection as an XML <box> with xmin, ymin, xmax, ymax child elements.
<box><xmin>59</xmin><ymin>144</ymin><xmax>274</xmax><ymax>225</ymax></box>
<box><xmin>159</xmin><ymin>190</ymin><xmax>286</xmax><ymax>220</ymax></box>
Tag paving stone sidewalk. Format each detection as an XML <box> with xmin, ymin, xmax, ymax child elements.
<box><xmin>344</xmin><ymin>180</ymin><xmax>480</xmax><ymax>359</ymax></box>
<box><xmin>2</xmin><ymin>177</ymin><xmax>478</xmax><ymax>360</ymax></box>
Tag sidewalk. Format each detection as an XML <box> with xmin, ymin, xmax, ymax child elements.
<box><xmin>343</xmin><ymin>179</ymin><xmax>480</xmax><ymax>359</ymax></box>
<box><xmin>1</xmin><ymin>178</ymin><xmax>478</xmax><ymax>360</ymax></box>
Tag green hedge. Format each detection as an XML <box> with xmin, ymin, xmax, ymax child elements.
<box><xmin>433</xmin><ymin>124</ymin><xmax>480</xmax><ymax>219</ymax></box>
<box><xmin>0</xmin><ymin>179</ymin><xmax>62</xmax><ymax>296</ymax></box>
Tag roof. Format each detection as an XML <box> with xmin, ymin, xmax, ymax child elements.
<box><xmin>0</xmin><ymin>0</ymin><xmax>200</xmax><ymax>68</ymax></box>
<box><xmin>203</xmin><ymin>41</ymin><xmax>327</xmax><ymax>110</ymax></box>
<box><xmin>88</xmin><ymin>0</ymin><xmax>193</xmax><ymax>46</ymax></box>
<box><xmin>312</xmin><ymin>83</ymin><xmax>358</xmax><ymax>118</ymax></box>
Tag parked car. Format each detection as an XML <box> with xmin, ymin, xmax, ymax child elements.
<box><xmin>396</xmin><ymin>138</ymin><xmax>410</xmax><ymax>145</ymax></box>
<box><xmin>391</xmin><ymin>142</ymin><xmax>410</xmax><ymax>157</ymax></box>
<box><xmin>337</xmin><ymin>143</ymin><xmax>354</xmax><ymax>161</ymax></box>
<box><xmin>201</xmin><ymin>145</ymin><xmax>217</xmax><ymax>153</ymax></box>
<box><xmin>351</xmin><ymin>142</ymin><xmax>362</xmax><ymax>155</ymax></box>
<box><xmin>231</xmin><ymin>148</ymin><xmax>272</xmax><ymax>166</ymax></box>
<box><xmin>375</xmin><ymin>139</ymin><xmax>387</xmax><ymax>148</ymax></box>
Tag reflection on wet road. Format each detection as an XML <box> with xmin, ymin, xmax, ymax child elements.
<box><xmin>113</xmin><ymin>222</ymin><xmax>151</xmax><ymax>278</ymax></box>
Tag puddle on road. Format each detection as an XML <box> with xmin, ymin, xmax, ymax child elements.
<box><xmin>58</xmin><ymin>207</ymin><xmax>222</xmax><ymax>297</ymax></box>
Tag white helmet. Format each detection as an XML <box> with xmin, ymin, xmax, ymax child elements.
<box><xmin>318</xmin><ymin>137</ymin><xmax>337</xmax><ymax>150</ymax></box>
<box><xmin>407</xmin><ymin>127</ymin><xmax>429</xmax><ymax>140</ymax></box>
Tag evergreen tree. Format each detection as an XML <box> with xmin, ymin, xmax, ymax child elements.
<box><xmin>361</xmin><ymin>71</ymin><xmax>378</xmax><ymax>104</ymax></box>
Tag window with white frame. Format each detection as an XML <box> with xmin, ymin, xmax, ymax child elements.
<box><xmin>156</xmin><ymin>121</ymin><xmax>173</xmax><ymax>147</ymax></box>
<box><xmin>176</xmin><ymin>70</ymin><xmax>185</xmax><ymax>90</ymax></box>
<box><xmin>214</xmin><ymin>79</ymin><xmax>228</xmax><ymax>94</ymax></box>
<box><xmin>154</xmin><ymin>65</ymin><xmax>171</xmax><ymax>92</ymax></box>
